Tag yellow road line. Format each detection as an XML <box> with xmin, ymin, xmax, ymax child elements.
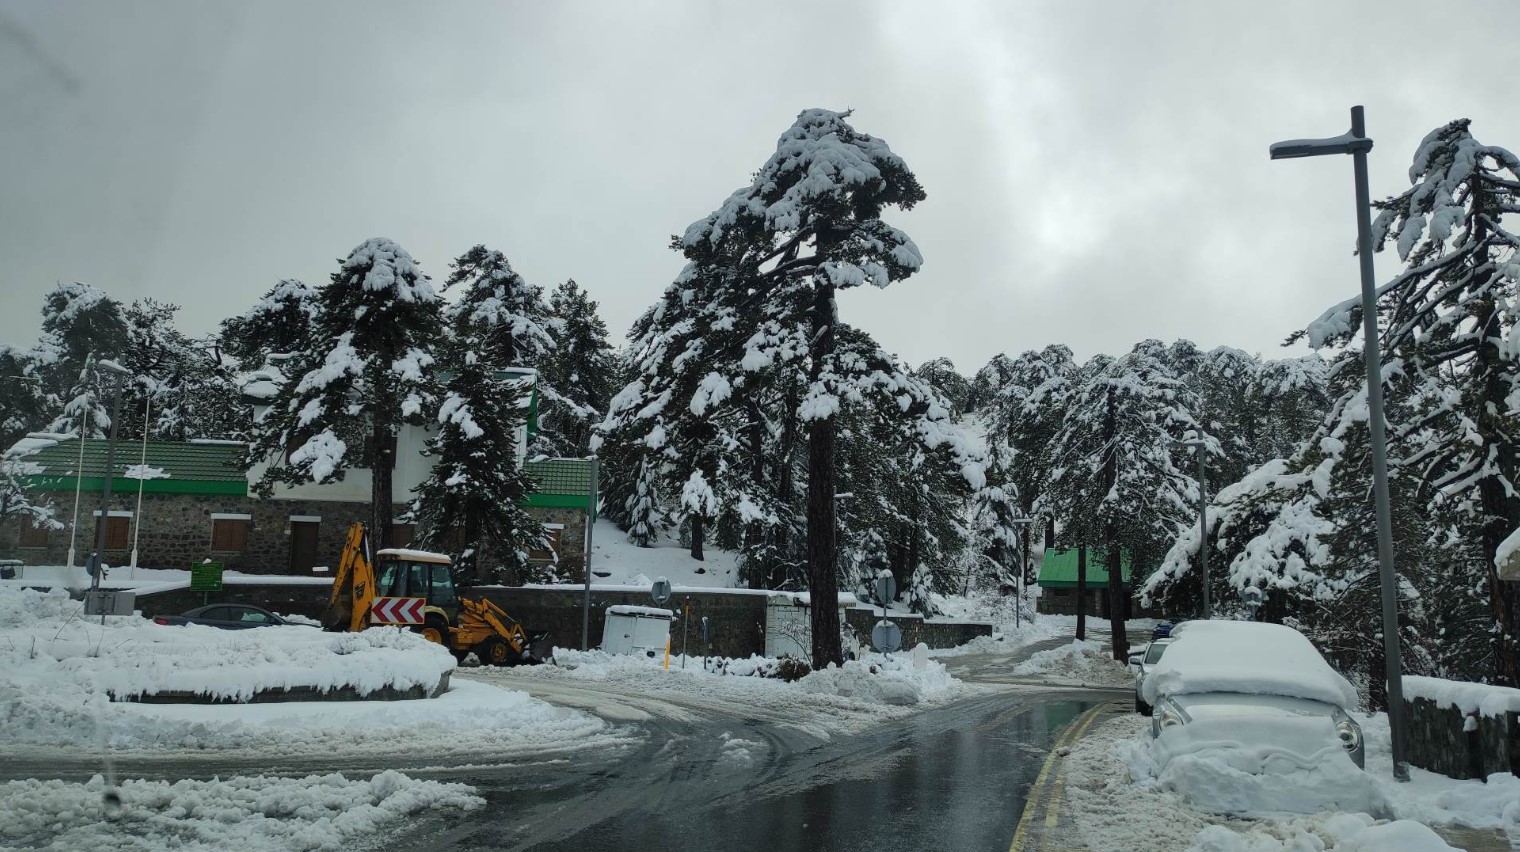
<box><xmin>1039</xmin><ymin>707</ymin><xmax>1105</xmax><ymax>845</ymax></box>
<box><xmin>1008</xmin><ymin>703</ymin><xmax>1113</xmax><ymax>852</ymax></box>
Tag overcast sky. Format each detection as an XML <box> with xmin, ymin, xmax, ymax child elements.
<box><xmin>2</xmin><ymin>1</ymin><xmax>1515</xmax><ymax>374</ymax></box>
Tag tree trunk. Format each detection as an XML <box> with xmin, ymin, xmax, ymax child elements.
<box><xmin>1076</xmin><ymin>545</ymin><xmax>1087</xmax><ymax>641</ymax></box>
<box><xmin>770</xmin><ymin>387</ymin><xmax>800</xmax><ymax>590</ymax></box>
<box><xmin>1106</xmin><ymin>541</ymin><xmax>1129</xmax><ymax>662</ymax></box>
<box><xmin>1478</xmin><ymin>306</ymin><xmax>1520</xmax><ymax>686</ymax></box>
<box><xmin>690</xmin><ymin>512</ymin><xmax>705</xmax><ymax>561</ymax></box>
<box><xmin>806</xmin><ymin>282</ymin><xmax>843</xmax><ymax>669</ymax></box>
<box><xmin>743</xmin><ymin>400</ymin><xmax>766</xmax><ymax>586</ymax></box>
<box><xmin>1100</xmin><ymin>390</ymin><xmax>1127</xmax><ymax>661</ymax></box>
<box><xmin>371</xmin><ymin>419</ymin><xmax>393</xmax><ymax>552</ymax></box>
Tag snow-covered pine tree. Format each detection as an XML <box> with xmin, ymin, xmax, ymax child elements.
<box><xmin>249</xmin><ymin>238</ymin><xmax>443</xmax><ymax>545</ymax></box>
<box><xmin>966</xmin><ymin>353</ymin><xmax>1018</xmax><ymax>414</ymax></box>
<box><xmin>32</xmin><ymin>283</ymin><xmax>128</xmax><ymax>432</ymax></box>
<box><xmin>541</xmin><ymin>280</ymin><xmax>615</xmax><ymax>458</ymax></box>
<box><xmin>444</xmin><ymin>245</ymin><xmax>560</xmax><ymax>455</ymax></box>
<box><xmin>912</xmin><ymin>357</ymin><xmax>971</xmax><ymax>416</ymax></box>
<box><xmin>220</xmin><ymin>279</ymin><xmax>318</xmax><ymax>365</ymax></box>
<box><xmin>985</xmin><ymin>344</ymin><xmax>1078</xmax><ymax>572</ymax></box>
<box><xmin>677</xmin><ymin>108</ymin><xmax>926</xmax><ymax>668</ymax></box>
<box><xmin>47</xmin><ymin>354</ymin><xmax>110</xmax><ymax>439</ymax></box>
<box><xmin>0</xmin><ymin>346</ymin><xmax>46</xmax><ymax>449</ymax></box>
<box><xmin>1254</xmin><ymin>355</ymin><xmax>1330</xmax><ymax>464</ymax></box>
<box><xmin>1042</xmin><ymin>340</ymin><xmax>1213</xmax><ymax>661</ymax></box>
<box><xmin>0</xmin><ymin>453</ymin><xmax>57</xmax><ymax>532</ymax></box>
<box><xmin>1290</xmin><ymin>119</ymin><xmax>1520</xmax><ymax>686</ymax></box>
<box><xmin>410</xmin><ymin>347</ymin><xmax>546</xmax><ymax>585</ymax></box>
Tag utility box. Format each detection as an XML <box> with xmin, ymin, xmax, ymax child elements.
<box><xmin>602</xmin><ymin>605</ymin><xmax>674</xmax><ymax>658</ymax></box>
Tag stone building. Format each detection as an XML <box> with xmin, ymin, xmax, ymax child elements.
<box><xmin>0</xmin><ymin>368</ymin><xmax>596</xmax><ymax>578</ymax></box>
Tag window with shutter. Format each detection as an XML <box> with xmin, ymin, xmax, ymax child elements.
<box><xmin>528</xmin><ymin>526</ymin><xmax>563</xmax><ymax>562</ymax></box>
<box><xmin>94</xmin><ymin>516</ymin><xmax>130</xmax><ymax>549</ymax></box>
<box><xmin>19</xmin><ymin>517</ymin><xmax>49</xmax><ymax>547</ymax></box>
<box><xmin>211</xmin><ymin>519</ymin><xmax>250</xmax><ymax>551</ymax></box>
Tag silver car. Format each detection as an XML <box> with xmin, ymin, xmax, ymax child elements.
<box><xmin>1152</xmin><ymin>691</ymin><xmax>1365</xmax><ymax>769</ymax></box>
<box><xmin>1128</xmin><ymin>637</ymin><xmax>1174</xmax><ymax>716</ymax></box>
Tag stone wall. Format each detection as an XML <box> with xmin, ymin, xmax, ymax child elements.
<box><xmin>843</xmin><ymin>607</ymin><xmax>993</xmax><ymax>651</ymax></box>
<box><xmin>0</xmin><ymin>492</ymin><xmax>575</xmax><ymax>578</ymax></box>
<box><xmin>1405</xmin><ymin>695</ymin><xmax>1520</xmax><ymax>781</ymax></box>
<box><xmin>1036</xmin><ymin>588</ymin><xmax>1161</xmax><ymax>619</ymax></box>
<box><xmin>471</xmin><ymin>585</ymin><xmax>769</xmax><ymax>659</ymax></box>
<box><xmin>523</xmin><ymin>507</ymin><xmax>588</xmax><ymax>579</ymax></box>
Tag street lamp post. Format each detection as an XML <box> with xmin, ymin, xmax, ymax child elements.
<box><xmin>87</xmin><ymin>359</ymin><xmax>130</xmax><ymax>624</ymax></box>
<box><xmin>1271</xmin><ymin>105</ymin><xmax>1410</xmax><ymax>782</ymax></box>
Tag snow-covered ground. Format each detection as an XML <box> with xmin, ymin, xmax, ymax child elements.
<box><xmin>0</xmin><ymin>770</ymin><xmax>482</xmax><ymax>852</ymax></box>
<box><xmin>489</xmin><ymin>645</ymin><xmax>976</xmax><ymax>739</ymax></box>
<box><xmin>1064</xmin><ymin>711</ymin><xmax>1518</xmax><ymax>851</ymax></box>
<box><xmin>1</xmin><ymin>587</ymin><xmax>627</xmax><ymax>760</ymax></box>
<box><xmin>1008</xmin><ymin>638</ymin><xmax>1134</xmax><ymax>687</ymax></box>
<box><xmin>583</xmin><ymin>517</ymin><xmax>740</xmax><ymax>588</ymax></box>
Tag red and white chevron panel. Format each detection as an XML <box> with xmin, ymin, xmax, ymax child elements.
<box><xmin>369</xmin><ymin>596</ymin><xmax>425</xmax><ymax>625</ymax></box>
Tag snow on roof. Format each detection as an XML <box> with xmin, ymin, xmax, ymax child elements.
<box><xmin>1141</xmin><ymin>620</ymin><xmax>1357</xmax><ymax>708</ymax></box>
<box><xmin>187</xmin><ymin>438</ymin><xmax>247</xmax><ymax>446</ymax></box>
<box><xmin>375</xmin><ymin>548</ymin><xmax>451</xmax><ymax>565</ymax></box>
<box><xmin>4</xmin><ymin>433</ymin><xmax>71</xmax><ymax>459</ymax></box>
<box><xmin>607</xmin><ymin>605</ymin><xmax>674</xmax><ymax>619</ymax></box>
<box><xmin>1405</xmin><ymin>675</ymin><xmax>1520</xmax><ymax>719</ymax></box>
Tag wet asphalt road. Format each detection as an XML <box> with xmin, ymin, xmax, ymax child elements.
<box><xmin>409</xmin><ymin>688</ymin><xmax>1113</xmax><ymax>852</ymax></box>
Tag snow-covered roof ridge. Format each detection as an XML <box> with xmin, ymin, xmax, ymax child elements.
<box><xmin>1142</xmin><ymin>620</ymin><xmax>1358</xmax><ymax>709</ymax></box>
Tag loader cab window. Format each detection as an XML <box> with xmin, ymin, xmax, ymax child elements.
<box><xmin>406</xmin><ymin>562</ymin><xmax>429</xmax><ymax>599</ymax></box>
<box><xmin>376</xmin><ymin>560</ymin><xmax>403</xmax><ymax>597</ymax></box>
<box><xmin>429</xmin><ymin>564</ymin><xmax>456</xmax><ymax>606</ymax></box>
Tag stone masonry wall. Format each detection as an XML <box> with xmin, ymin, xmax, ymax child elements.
<box><xmin>1405</xmin><ymin>695</ymin><xmax>1520</xmax><ymax>780</ymax></box>
<box><xmin>843</xmin><ymin>607</ymin><xmax>993</xmax><ymax>651</ymax></box>
<box><xmin>0</xmin><ymin>492</ymin><xmax>404</xmax><ymax>574</ymax></box>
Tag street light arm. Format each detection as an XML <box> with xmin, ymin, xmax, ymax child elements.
<box><xmin>1270</xmin><ymin>131</ymin><xmax>1373</xmax><ymax>160</ymax></box>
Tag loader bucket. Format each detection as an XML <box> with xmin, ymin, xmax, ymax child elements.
<box><xmin>524</xmin><ymin>633</ymin><xmax>554</xmax><ymax>665</ymax></box>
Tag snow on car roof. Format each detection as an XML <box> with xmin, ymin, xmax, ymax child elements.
<box><xmin>1141</xmin><ymin>620</ymin><xmax>1357</xmax><ymax>709</ymax></box>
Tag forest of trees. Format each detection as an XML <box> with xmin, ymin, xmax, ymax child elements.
<box><xmin>3</xmin><ymin>113</ymin><xmax>1517</xmax><ymax>688</ymax></box>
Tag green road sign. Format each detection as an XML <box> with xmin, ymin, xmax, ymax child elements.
<box><xmin>191</xmin><ymin>561</ymin><xmax>224</xmax><ymax>592</ymax></box>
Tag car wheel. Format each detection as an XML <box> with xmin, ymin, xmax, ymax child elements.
<box><xmin>1135</xmin><ymin>694</ymin><xmax>1151</xmax><ymax>716</ymax></box>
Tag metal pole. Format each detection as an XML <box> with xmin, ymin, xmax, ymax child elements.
<box><xmin>66</xmin><ymin>355</ymin><xmax>94</xmax><ymax>570</ymax></box>
<box><xmin>129</xmin><ymin>392</ymin><xmax>150</xmax><ymax>577</ymax></box>
<box><xmin>1016</xmin><ymin>524</ymin><xmax>1025</xmax><ymax>629</ymax></box>
<box><xmin>581</xmin><ymin>455</ymin><xmax>598</xmax><ymax>651</ymax></box>
<box><xmin>89</xmin><ymin>368</ymin><xmax>126</xmax><ymax>625</ymax></box>
<box><xmin>1198</xmin><ymin>450</ymin><xmax>1210</xmax><ymax>620</ymax></box>
<box><xmin>1350</xmin><ymin>105</ymin><xmax>1410</xmax><ymax>781</ymax></box>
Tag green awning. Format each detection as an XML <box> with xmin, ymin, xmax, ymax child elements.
<box><xmin>11</xmin><ymin>436</ymin><xmax>248</xmax><ymax>496</ymax></box>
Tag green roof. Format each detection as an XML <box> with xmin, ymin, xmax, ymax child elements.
<box><xmin>1037</xmin><ymin>547</ymin><xmax>1141</xmax><ymax>589</ymax></box>
<box><xmin>523</xmin><ymin>458</ymin><xmax>596</xmax><ymax>509</ymax></box>
<box><xmin>11</xmin><ymin>437</ymin><xmax>247</xmax><ymax>496</ymax></box>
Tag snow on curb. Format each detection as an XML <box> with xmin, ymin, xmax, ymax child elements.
<box><xmin>1009</xmin><ymin>639</ymin><xmax>1132</xmax><ymax>687</ymax></box>
<box><xmin>0</xmin><ymin>770</ymin><xmax>481</xmax><ymax>851</ymax></box>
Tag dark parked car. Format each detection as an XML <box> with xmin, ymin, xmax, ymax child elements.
<box><xmin>152</xmin><ymin>604</ymin><xmax>312</xmax><ymax>629</ymax></box>
<box><xmin>1152</xmin><ymin>619</ymin><xmax>1182</xmax><ymax>640</ymax></box>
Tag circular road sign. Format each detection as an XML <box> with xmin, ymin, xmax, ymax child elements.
<box><xmin>650</xmin><ymin>577</ymin><xmax>673</xmax><ymax>606</ymax></box>
<box><xmin>871</xmin><ymin>619</ymin><xmax>903</xmax><ymax>654</ymax></box>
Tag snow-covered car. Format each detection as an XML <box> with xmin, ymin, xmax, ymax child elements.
<box><xmin>152</xmin><ymin>604</ymin><xmax>314</xmax><ymax>630</ymax></box>
<box><xmin>1140</xmin><ymin>621</ymin><xmax>1368</xmax><ymax>814</ymax></box>
<box><xmin>1128</xmin><ymin>637</ymin><xmax>1174</xmax><ymax>716</ymax></box>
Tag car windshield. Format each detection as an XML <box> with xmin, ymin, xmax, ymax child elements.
<box><xmin>1145</xmin><ymin>642</ymin><xmax>1169</xmax><ymax>664</ymax></box>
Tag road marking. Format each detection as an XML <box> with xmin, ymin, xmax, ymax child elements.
<box><xmin>1040</xmin><ymin>706</ymin><xmax>1105</xmax><ymax>846</ymax></box>
<box><xmin>1008</xmin><ymin>702</ymin><xmax>1113</xmax><ymax>852</ymax></box>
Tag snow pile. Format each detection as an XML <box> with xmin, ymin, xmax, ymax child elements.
<box><xmin>1010</xmin><ymin>639</ymin><xmax>1132</xmax><ymax>686</ymax></box>
<box><xmin>1065</xmin><ymin>715</ymin><xmax>1457</xmax><ymax>852</ymax></box>
<box><xmin>583</xmin><ymin>518</ymin><xmax>740</xmax><ymax>588</ymax></box>
<box><xmin>0</xmin><ymin>770</ymin><xmax>481</xmax><ymax>851</ymax></box>
<box><xmin>1188</xmin><ymin>815</ymin><xmax>1457</xmax><ymax>851</ymax></box>
<box><xmin>1</xmin><ymin>587</ymin><xmax>453</xmax><ymax>703</ymax></box>
<box><xmin>1404</xmin><ymin>675</ymin><xmax>1520</xmax><ymax>718</ymax></box>
<box><xmin>1143</xmin><ymin>621</ymin><xmax>1357</xmax><ymax>708</ymax></box>
<box><xmin>1358</xmin><ymin>711</ymin><xmax>1520</xmax><ymax>834</ymax></box>
<box><xmin>798</xmin><ymin>654</ymin><xmax>961</xmax><ymax>706</ymax></box>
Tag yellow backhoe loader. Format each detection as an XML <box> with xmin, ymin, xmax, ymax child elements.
<box><xmin>323</xmin><ymin>523</ymin><xmax>552</xmax><ymax>665</ymax></box>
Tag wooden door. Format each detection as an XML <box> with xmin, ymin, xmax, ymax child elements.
<box><xmin>289</xmin><ymin>521</ymin><xmax>320</xmax><ymax>572</ymax></box>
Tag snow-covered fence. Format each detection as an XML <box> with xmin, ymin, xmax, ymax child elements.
<box><xmin>1403</xmin><ymin>675</ymin><xmax>1520</xmax><ymax>780</ymax></box>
